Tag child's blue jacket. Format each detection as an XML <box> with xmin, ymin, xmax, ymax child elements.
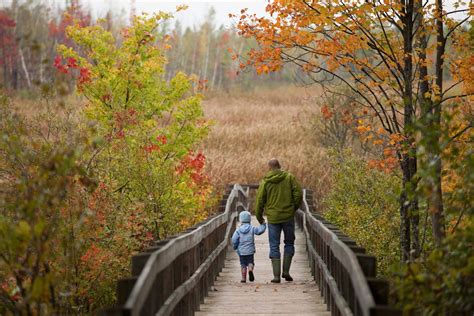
<box><xmin>231</xmin><ymin>223</ymin><xmax>266</xmax><ymax>256</ymax></box>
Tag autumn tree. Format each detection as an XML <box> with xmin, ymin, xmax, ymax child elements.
<box><xmin>56</xmin><ymin>9</ymin><xmax>215</xmax><ymax>238</ymax></box>
<box><xmin>0</xmin><ymin>10</ymin><xmax>16</xmax><ymax>89</ymax></box>
<box><xmin>0</xmin><ymin>0</ymin><xmax>92</xmax><ymax>91</ymax></box>
<box><xmin>236</xmin><ymin>0</ymin><xmax>472</xmax><ymax>261</ymax></box>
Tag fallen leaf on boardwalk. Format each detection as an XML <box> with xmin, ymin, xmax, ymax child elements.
<box><xmin>273</xmin><ymin>288</ymin><xmax>278</xmax><ymax>292</ymax></box>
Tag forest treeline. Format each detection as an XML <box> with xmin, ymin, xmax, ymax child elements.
<box><xmin>0</xmin><ymin>0</ymin><xmax>294</xmax><ymax>93</ymax></box>
<box><xmin>0</xmin><ymin>0</ymin><xmax>472</xmax><ymax>315</ymax></box>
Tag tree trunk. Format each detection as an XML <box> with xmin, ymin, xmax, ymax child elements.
<box><xmin>190</xmin><ymin>38</ymin><xmax>198</xmax><ymax>76</ymax></box>
<box><xmin>429</xmin><ymin>0</ymin><xmax>446</xmax><ymax>245</ymax></box>
<box><xmin>415</xmin><ymin>0</ymin><xmax>431</xmax><ymax>257</ymax></box>
<box><xmin>400</xmin><ymin>153</ymin><xmax>419</xmax><ymax>261</ymax></box>
<box><xmin>400</xmin><ymin>0</ymin><xmax>420</xmax><ymax>261</ymax></box>
<box><xmin>203</xmin><ymin>30</ymin><xmax>211</xmax><ymax>82</ymax></box>
<box><xmin>409</xmin><ymin>156</ymin><xmax>420</xmax><ymax>259</ymax></box>
<box><xmin>12</xmin><ymin>61</ymin><xmax>18</xmax><ymax>89</ymax></box>
<box><xmin>19</xmin><ymin>47</ymin><xmax>32</xmax><ymax>88</ymax></box>
<box><xmin>399</xmin><ymin>180</ymin><xmax>411</xmax><ymax>262</ymax></box>
<box><xmin>211</xmin><ymin>46</ymin><xmax>220</xmax><ymax>90</ymax></box>
<box><xmin>1</xmin><ymin>35</ymin><xmax>9</xmax><ymax>89</ymax></box>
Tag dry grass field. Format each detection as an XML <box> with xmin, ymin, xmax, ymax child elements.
<box><xmin>8</xmin><ymin>85</ymin><xmax>331</xmax><ymax>200</ymax></box>
<box><xmin>201</xmin><ymin>85</ymin><xmax>331</xmax><ymax>199</ymax></box>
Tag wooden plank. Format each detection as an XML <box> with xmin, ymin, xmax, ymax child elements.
<box><xmin>197</xmin><ymin>216</ymin><xmax>331</xmax><ymax>316</ymax></box>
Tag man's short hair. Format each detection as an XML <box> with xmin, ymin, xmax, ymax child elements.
<box><xmin>268</xmin><ymin>158</ymin><xmax>281</xmax><ymax>170</ymax></box>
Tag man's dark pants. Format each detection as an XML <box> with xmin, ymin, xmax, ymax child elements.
<box><xmin>268</xmin><ymin>218</ymin><xmax>295</xmax><ymax>259</ymax></box>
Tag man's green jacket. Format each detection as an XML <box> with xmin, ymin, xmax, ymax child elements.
<box><xmin>255</xmin><ymin>169</ymin><xmax>303</xmax><ymax>224</ymax></box>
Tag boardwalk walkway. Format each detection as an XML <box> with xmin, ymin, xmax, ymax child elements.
<box><xmin>197</xmin><ymin>216</ymin><xmax>330</xmax><ymax>316</ymax></box>
<box><xmin>109</xmin><ymin>185</ymin><xmax>399</xmax><ymax>315</ymax></box>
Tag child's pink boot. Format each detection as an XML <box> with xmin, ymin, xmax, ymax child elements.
<box><xmin>241</xmin><ymin>267</ymin><xmax>247</xmax><ymax>283</ymax></box>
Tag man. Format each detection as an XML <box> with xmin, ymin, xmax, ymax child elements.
<box><xmin>255</xmin><ymin>158</ymin><xmax>303</xmax><ymax>283</ymax></box>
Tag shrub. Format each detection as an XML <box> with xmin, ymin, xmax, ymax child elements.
<box><xmin>0</xmin><ymin>95</ymin><xmax>93</xmax><ymax>314</ymax></box>
<box><xmin>56</xmin><ymin>12</ymin><xmax>213</xmax><ymax>239</ymax></box>
<box><xmin>322</xmin><ymin>149</ymin><xmax>400</xmax><ymax>276</ymax></box>
<box><xmin>394</xmin><ymin>221</ymin><xmax>474</xmax><ymax>314</ymax></box>
<box><xmin>0</xmin><ymin>11</ymin><xmax>216</xmax><ymax>314</ymax></box>
<box><xmin>393</xmin><ymin>125</ymin><xmax>474</xmax><ymax>314</ymax></box>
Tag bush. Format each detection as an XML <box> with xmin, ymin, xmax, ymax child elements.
<box><xmin>322</xmin><ymin>149</ymin><xmax>400</xmax><ymax>276</ymax></box>
<box><xmin>0</xmin><ymin>12</ymin><xmax>216</xmax><ymax>314</ymax></box>
<box><xmin>394</xmin><ymin>221</ymin><xmax>474</xmax><ymax>315</ymax></box>
<box><xmin>56</xmin><ymin>12</ymin><xmax>214</xmax><ymax>239</ymax></box>
<box><xmin>0</xmin><ymin>96</ymin><xmax>92</xmax><ymax>314</ymax></box>
<box><xmin>394</xmin><ymin>120</ymin><xmax>474</xmax><ymax>314</ymax></box>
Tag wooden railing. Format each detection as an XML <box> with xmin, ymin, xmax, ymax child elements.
<box><xmin>102</xmin><ymin>183</ymin><xmax>400</xmax><ymax>316</ymax></box>
<box><xmin>101</xmin><ymin>184</ymin><xmax>249</xmax><ymax>316</ymax></box>
<box><xmin>296</xmin><ymin>189</ymin><xmax>401</xmax><ymax>316</ymax></box>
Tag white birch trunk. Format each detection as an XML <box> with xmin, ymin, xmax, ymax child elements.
<box><xmin>19</xmin><ymin>47</ymin><xmax>32</xmax><ymax>88</ymax></box>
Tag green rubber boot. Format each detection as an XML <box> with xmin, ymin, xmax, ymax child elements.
<box><xmin>271</xmin><ymin>259</ymin><xmax>281</xmax><ymax>283</ymax></box>
<box><xmin>282</xmin><ymin>255</ymin><xmax>293</xmax><ymax>281</ymax></box>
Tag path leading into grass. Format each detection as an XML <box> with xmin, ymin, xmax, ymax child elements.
<box><xmin>196</xmin><ymin>216</ymin><xmax>330</xmax><ymax>316</ymax></box>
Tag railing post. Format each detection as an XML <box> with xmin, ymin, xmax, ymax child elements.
<box><xmin>199</xmin><ymin>240</ymin><xmax>205</xmax><ymax>304</ymax></box>
<box><xmin>193</xmin><ymin>245</ymin><xmax>200</xmax><ymax>311</ymax></box>
<box><xmin>356</xmin><ymin>254</ymin><xmax>377</xmax><ymax>278</ymax></box>
<box><xmin>117</xmin><ymin>278</ymin><xmax>137</xmax><ymax>306</ymax></box>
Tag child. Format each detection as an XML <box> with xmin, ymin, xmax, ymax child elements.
<box><xmin>231</xmin><ymin>210</ymin><xmax>266</xmax><ymax>283</ymax></box>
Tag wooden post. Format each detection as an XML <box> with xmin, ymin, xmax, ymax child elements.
<box><xmin>193</xmin><ymin>245</ymin><xmax>200</xmax><ymax>311</ymax></box>
<box><xmin>367</xmin><ymin>278</ymin><xmax>390</xmax><ymax>305</ymax></box>
<box><xmin>199</xmin><ymin>240</ymin><xmax>206</xmax><ymax>303</ymax></box>
<box><xmin>356</xmin><ymin>254</ymin><xmax>377</xmax><ymax>278</ymax></box>
<box><xmin>117</xmin><ymin>277</ymin><xmax>137</xmax><ymax>305</ymax></box>
<box><xmin>131</xmin><ymin>252</ymin><xmax>151</xmax><ymax>276</ymax></box>
<box><xmin>349</xmin><ymin>246</ymin><xmax>366</xmax><ymax>254</ymax></box>
<box><xmin>369</xmin><ymin>306</ymin><xmax>402</xmax><ymax>316</ymax></box>
<box><xmin>97</xmin><ymin>307</ymin><xmax>128</xmax><ymax>316</ymax></box>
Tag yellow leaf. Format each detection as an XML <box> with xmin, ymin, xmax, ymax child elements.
<box><xmin>176</xmin><ymin>4</ymin><xmax>188</xmax><ymax>12</ymax></box>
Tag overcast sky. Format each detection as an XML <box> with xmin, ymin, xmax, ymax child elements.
<box><xmin>81</xmin><ymin>0</ymin><xmax>471</xmax><ymax>27</ymax></box>
<box><xmin>0</xmin><ymin>0</ymin><xmax>467</xmax><ymax>29</ymax></box>
<box><xmin>82</xmin><ymin>0</ymin><xmax>268</xmax><ymax>29</ymax></box>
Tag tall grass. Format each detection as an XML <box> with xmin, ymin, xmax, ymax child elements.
<box><xmin>10</xmin><ymin>85</ymin><xmax>332</xmax><ymax>202</ymax></box>
<box><xmin>201</xmin><ymin>85</ymin><xmax>331</xmax><ymax>201</ymax></box>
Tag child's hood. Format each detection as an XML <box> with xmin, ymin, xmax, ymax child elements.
<box><xmin>238</xmin><ymin>223</ymin><xmax>252</xmax><ymax>234</ymax></box>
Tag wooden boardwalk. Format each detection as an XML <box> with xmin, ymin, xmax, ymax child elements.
<box><xmin>197</xmin><ymin>216</ymin><xmax>330</xmax><ymax>316</ymax></box>
<box><xmin>110</xmin><ymin>186</ymin><xmax>398</xmax><ymax>315</ymax></box>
